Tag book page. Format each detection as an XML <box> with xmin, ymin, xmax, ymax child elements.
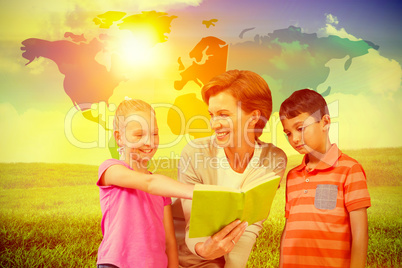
<box><xmin>189</xmin><ymin>188</ymin><xmax>244</xmax><ymax>238</ymax></box>
<box><xmin>188</xmin><ymin>175</ymin><xmax>281</xmax><ymax>238</ymax></box>
<box><xmin>242</xmin><ymin>177</ymin><xmax>281</xmax><ymax>223</ymax></box>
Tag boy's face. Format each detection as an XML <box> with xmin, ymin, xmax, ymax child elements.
<box><xmin>281</xmin><ymin>112</ymin><xmax>328</xmax><ymax>155</ymax></box>
<box><xmin>122</xmin><ymin>111</ymin><xmax>159</xmax><ymax>165</ymax></box>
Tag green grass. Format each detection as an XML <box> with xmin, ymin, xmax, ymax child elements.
<box><xmin>247</xmin><ymin>186</ymin><xmax>402</xmax><ymax>268</ymax></box>
<box><xmin>342</xmin><ymin>147</ymin><xmax>402</xmax><ymax>187</ymax></box>
<box><xmin>0</xmin><ymin>185</ymin><xmax>101</xmax><ymax>267</ymax></box>
<box><xmin>0</xmin><ymin>147</ymin><xmax>401</xmax><ymax>267</ymax></box>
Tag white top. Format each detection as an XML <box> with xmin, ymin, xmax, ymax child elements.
<box><xmin>217</xmin><ymin>143</ymin><xmax>262</xmax><ymax>189</ymax></box>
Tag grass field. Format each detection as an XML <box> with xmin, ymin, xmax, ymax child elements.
<box><xmin>0</xmin><ymin>147</ymin><xmax>401</xmax><ymax>267</ymax></box>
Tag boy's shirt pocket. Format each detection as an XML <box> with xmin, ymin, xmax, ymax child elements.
<box><xmin>314</xmin><ymin>184</ymin><xmax>338</xmax><ymax>210</ymax></box>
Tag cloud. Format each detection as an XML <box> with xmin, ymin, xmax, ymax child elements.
<box><xmin>323</xmin><ymin>24</ymin><xmax>359</xmax><ymax>41</ymax></box>
<box><xmin>70</xmin><ymin>0</ymin><xmax>202</xmax><ymax>13</ymax></box>
<box><xmin>267</xmin><ymin>92</ymin><xmax>402</xmax><ymax>155</ymax></box>
<box><xmin>229</xmin><ymin>25</ymin><xmax>380</xmax><ymax>112</ymax></box>
<box><xmin>325</xmin><ymin>13</ymin><xmax>339</xmax><ymax>25</ymax></box>
<box><xmin>324</xmin><ymin>93</ymin><xmax>402</xmax><ymax>149</ymax></box>
<box><xmin>0</xmin><ymin>48</ymin><xmax>23</xmax><ymax>74</ymax></box>
<box><xmin>2</xmin><ymin>0</ymin><xmax>203</xmax><ymax>42</ymax></box>
<box><xmin>0</xmin><ymin>102</ymin><xmax>110</xmax><ymax>164</ymax></box>
<box><xmin>136</xmin><ymin>0</ymin><xmax>203</xmax><ymax>10</ymax></box>
<box><xmin>319</xmin><ymin>49</ymin><xmax>402</xmax><ymax>97</ymax></box>
<box><xmin>318</xmin><ymin>14</ymin><xmax>359</xmax><ymax>41</ymax></box>
<box><xmin>0</xmin><ymin>100</ymin><xmax>191</xmax><ymax>164</ymax></box>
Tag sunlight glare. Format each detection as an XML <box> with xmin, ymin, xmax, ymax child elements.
<box><xmin>118</xmin><ymin>30</ymin><xmax>156</xmax><ymax>67</ymax></box>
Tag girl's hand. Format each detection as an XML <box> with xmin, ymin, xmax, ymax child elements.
<box><xmin>195</xmin><ymin>220</ymin><xmax>248</xmax><ymax>260</ymax></box>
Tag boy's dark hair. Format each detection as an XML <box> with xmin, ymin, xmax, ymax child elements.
<box><xmin>279</xmin><ymin>89</ymin><xmax>329</xmax><ymax>120</ymax></box>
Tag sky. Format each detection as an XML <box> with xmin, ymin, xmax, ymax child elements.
<box><xmin>0</xmin><ymin>0</ymin><xmax>401</xmax><ymax>165</ymax></box>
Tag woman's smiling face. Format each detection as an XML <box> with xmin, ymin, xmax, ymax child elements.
<box><xmin>208</xmin><ymin>90</ymin><xmax>255</xmax><ymax>148</ymax></box>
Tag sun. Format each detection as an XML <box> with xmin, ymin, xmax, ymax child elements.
<box><xmin>117</xmin><ymin>30</ymin><xmax>157</xmax><ymax>67</ymax></box>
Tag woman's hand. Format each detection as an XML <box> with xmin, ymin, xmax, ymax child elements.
<box><xmin>194</xmin><ymin>220</ymin><xmax>248</xmax><ymax>260</ymax></box>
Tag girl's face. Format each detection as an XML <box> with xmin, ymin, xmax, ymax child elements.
<box><xmin>120</xmin><ymin>111</ymin><xmax>159</xmax><ymax>167</ymax></box>
<box><xmin>208</xmin><ymin>90</ymin><xmax>255</xmax><ymax>148</ymax></box>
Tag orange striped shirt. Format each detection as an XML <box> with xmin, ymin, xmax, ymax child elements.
<box><xmin>282</xmin><ymin>144</ymin><xmax>371</xmax><ymax>268</ymax></box>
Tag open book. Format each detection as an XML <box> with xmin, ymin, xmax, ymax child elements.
<box><xmin>189</xmin><ymin>172</ymin><xmax>281</xmax><ymax>238</ymax></box>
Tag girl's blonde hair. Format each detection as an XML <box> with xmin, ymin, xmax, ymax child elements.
<box><xmin>201</xmin><ymin>69</ymin><xmax>272</xmax><ymax>138</ymax></box>
<box><xmin>113</xmin><ymin>99</ymin><xmax>154</xmax><ymax>133</ymax></box>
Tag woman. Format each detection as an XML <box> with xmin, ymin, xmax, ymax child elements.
<box><xmin>173</xmin><ymin>70</ymin><xmax>287</xmax><ymax>267</ymax></box>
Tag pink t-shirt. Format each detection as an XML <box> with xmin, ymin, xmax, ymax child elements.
<box><xmin>96</xmin><ymin>159</ymin><xmax>172</xmax><ymax>268</ymax></box>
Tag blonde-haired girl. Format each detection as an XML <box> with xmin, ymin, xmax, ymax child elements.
<box><xmin>96</xmin><ymin>98</ymin><xmax>193</xmax><ymax>268</ymax></box>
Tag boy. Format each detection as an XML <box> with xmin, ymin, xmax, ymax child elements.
<box><xmin>279</xmin><ymin>89</ymin><xmax>371</xmax><ymax>268</ymax></box>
